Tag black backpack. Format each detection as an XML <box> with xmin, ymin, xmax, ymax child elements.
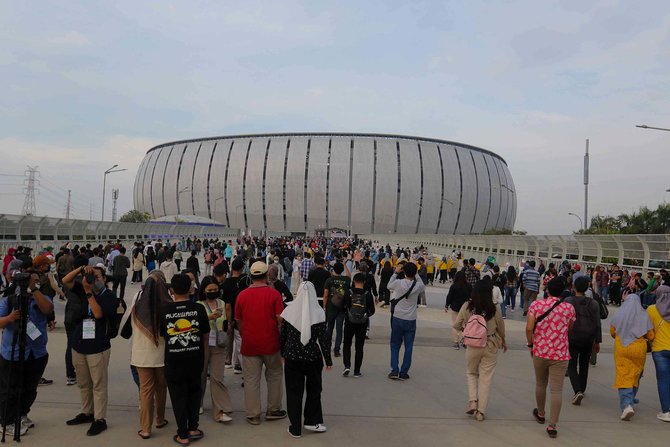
<box><xmin>348</xmin><ymin>290</ymin><xmax>369</xmax><ymax>324</ymax></box>
<box><xmin>569</xmin><ymin>296</ymin><xmax>597</xmax><ymax>345</ymax></box>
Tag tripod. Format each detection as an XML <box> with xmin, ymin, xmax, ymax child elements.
<box><xmin>1</xmin><ymin>282</ymin><xmax>30</xmax><ymax>442</ymax></box>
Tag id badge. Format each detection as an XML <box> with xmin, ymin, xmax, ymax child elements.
<box><xmin>82</xmin><ymin>319</ymin><xmax>96</xmax><ymax>340</ymax></box>
<box><xmin>26</xmin><ymin>321</ymin><xmax>42</xmax><ymax>341</ymax></box>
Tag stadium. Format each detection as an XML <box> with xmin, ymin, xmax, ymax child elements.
<box><xmin>133</xmin><ymin>133</ymin><xmax>516</xmax><ymax>235</ymax></box>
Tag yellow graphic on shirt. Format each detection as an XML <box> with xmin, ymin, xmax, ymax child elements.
<box><xmin>167</xmin><ymin>318</ymin><xmax>200</xmax><ymax>347</ymax></box>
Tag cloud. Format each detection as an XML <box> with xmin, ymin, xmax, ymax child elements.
<box><xmin>45</xmin><ymin>31</ymin><xmax>91</xmax><ymax>47</ymax></box>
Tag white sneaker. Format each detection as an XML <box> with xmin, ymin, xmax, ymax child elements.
<box><xmin>621</xmin><ymin>405</ymin><xmax>635</xmax><ymax>421</ymax></box>
<box><xmin>2</xmin><ymin>423</ymin><xmax>28</xmax><ymax>436</ymax></box>
<box><xmin>20</xmin><ymin>416</ymin><xmax>34</xmax><ymax>429</ymax></box>
<box><xmin>657</xmin><ymin>411</ymin><xmax>670</xmax><ymax>422</ymax></box>
<box><xmin>199</xmin><ymin>407</ymin><xmax>204</xmax><ymax>415</ymax></box>
<box><xmin>216</xmin><ymin>413</ymin><xmax>232</xmax><ymax>423</ymax></box>
<box><xmin>304</xmin><ymin>424</ymin><xmax>327</xmax><ymax>433</ymax></box>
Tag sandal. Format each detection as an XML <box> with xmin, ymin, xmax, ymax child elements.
<box><xmin>173</xmin><ymin>435</ymin><xmax>190</xmax><ymax>446</ymax></box>
<box><xmin>156</xmin><ymin>419</ymin><xmax>169</xmax><ymax>429</ymax></box>
<box><xmin>138</xmin><ymin>430</ymin><xmax>151</xmax><ymax>439</ymax></box>
<box><xmin>533</xmin><ymin>408</ymin><xmax>546</xmax><ymax>424</ymax></box>
<box><xmin>547</xmin><ymin>425</ymin><xmax>557</xmax><ymax>438</ymax></box>
<box><xmin>189</xmin><ymin>429</ymin><xmax>204</xmax><ymax>440</ymax></box>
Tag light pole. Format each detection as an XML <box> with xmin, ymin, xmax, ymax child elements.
<box><xmin>177</xmin><ymin>186</ymin><xmax>191</xmax><ymax>215</ymax></box>
<box><xmin>102</xmin><ymin>165</ymin><xmax>127</xmax><ymax>221</ymax></box>
<box><xmin>568</xmin><ymin>212</ymin><xmax>584</xmax><ymax>231</ymax></box>
<box><xmin>636</xmin><ymin>124</ymin><xmax>670</xmax><ymax>132</ymax></box>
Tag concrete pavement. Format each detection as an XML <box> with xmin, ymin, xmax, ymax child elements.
<box><xmin>18</xmin><ymin>277</ymin><xmax>670</xmax><ymax>447</ymax></box>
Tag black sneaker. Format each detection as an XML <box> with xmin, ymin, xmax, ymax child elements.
<box><xmin>86</xmin><ymin>419</ymin><xmax>107</xmax><ymax>436</ymax></box>
<box><xmin>265</xmin><ymin>410</ymin><xmax>287</xmax><ymax>421</ymax></box>
<box><xmin>333</xmin><ymin>351</ymin><xmax>341</xmax><ymax>358</ymax></box>
<box><xmin>388</xmin><ymin>372</ymin><xmax>399</xmax><ymax>380</ymax></box>
<box><xmin>38</xmin><ymin>377</ymin><xmax>53</xmax><ymax>386</ymax></box>
<box><xmin>66</xmin><ymin>413</ymin><xmax>94</xmax><ymax>426</ymax></box>
<box><xmin>399</xmin><ymin>373</ymin><xmax>410</xmax><ymax>381</ymax></box>
<box><xmin>342</xmin><ymin>368</ymin><xmax>350</xmax><ymax>377</ymax></box>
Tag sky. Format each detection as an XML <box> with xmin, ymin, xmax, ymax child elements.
<box><xmin>1</xmin><ymin>0</ymin><xmax>668</xmax><ymax>234</ymax></box>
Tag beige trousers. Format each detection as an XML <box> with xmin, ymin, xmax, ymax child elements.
<box><xmin>450</xmin><ymin>309</ymin><xmax>461</xmax><ymax>343</ymax></box>
<box><xmin>533</xmin><ymin>356</ymin><xmax>569</xmax><ymax>425</ymax></box>
<box><xmin>201</xmin><ymin>344</ymin><xmax>233</xmax><ymax>417</ymax></box>
<box><xmin>242</xmin><ymin>352</ymin><xmax>283</xmax><ymax>418</ymax></box>
<box><xmin>72</xmin><ymin>348</ymin><xmax>111</xmax><ymax>420</ymax></box>
<box><xmin>466</xmin><ymin>343</ymin><xmax>498</xmax><ymax>414</ymax></box>
<box><xmin>523</xmin><ymin>290</ymin><xmax>538</xmax><ymax>312</ymax></box>
<box><xmin>137</xmin><ymin>367</ymin><xmax>167</xmax><ymax>433</ymax></box>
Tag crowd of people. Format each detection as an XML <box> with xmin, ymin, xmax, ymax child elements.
<box><xmin>0</xmin><ymin>236</ymin><xmax>668</xmax><ymax>442</ymax></box>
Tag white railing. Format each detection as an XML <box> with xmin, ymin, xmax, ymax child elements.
<box><xmin>360</xmin><ymin>233</ymin><xmax>670</xmax><ymax>272</ymax></box>
<box><xmin>0</xmin><ymin>214</ymin><xmax>237</xmax><ymax>251</ymax></box>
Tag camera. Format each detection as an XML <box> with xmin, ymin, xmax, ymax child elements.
<box><xmin>85</xmin><ymin>273</ymin><xmax>96</xmax><ymax>284</ymax></box>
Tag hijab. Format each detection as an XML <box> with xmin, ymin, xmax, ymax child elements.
<box><xmin>280</xmin><ymin>281</ymin><xmax>325</xmax><ymax>346</ymax></box>
<box><xmin>655</xmin><ymin>285</ymin><xmax>670</xmax><ymax>321</ymax></box>
<box><xmin>611</xmin><ymin>294</ymin><xmax>653</xmax><ymax>347</ymax></box>
<box><xmin>133</xmin><ymin>271</ymin><xmax>172</xmax><ymax>346</ymax></box>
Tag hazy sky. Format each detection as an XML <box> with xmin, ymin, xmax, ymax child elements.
<box><xmin>1</xmin><ymin>0</ymin><xmax>668</xmax><ymax>234</ymax></box>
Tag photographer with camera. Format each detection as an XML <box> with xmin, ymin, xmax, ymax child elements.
<box><xmin>61</xmin><ymin>265</ymin><xmax>117</xmax><ymax>436</ymax></box>
<box><xmin>0</xmin><ymin>265</ymin><xmax>54</xmax><ymax>437</ymax></box>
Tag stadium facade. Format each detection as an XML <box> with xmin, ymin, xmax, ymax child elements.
<box><xmin>133</xmin><ymin>133</ymin><xmax>516</xmax><ymax>235</ymax></box>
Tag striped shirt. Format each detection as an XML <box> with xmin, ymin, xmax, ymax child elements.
<box><xmin>522</xmin><ymin>268</ymin><xmax>541</xmax><ymax>292</ymax></box>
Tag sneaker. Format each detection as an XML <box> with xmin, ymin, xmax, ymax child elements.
<box><xmin>66</xmin><ymin>377</ymin><xmax>77</xmax><ymax>386</ymax></box>
<box><xmin>388</xmin><ymin>372</ymin><xmax>400</xmax><ymax>380</ymax></box>
<box><xmin>86</xmin><ymin>419</ymin><xmax>107</xmax><ymax>436</ymax></box>
<box><xmin>342</xmin><ymin>368</ymin><xmax>350</xmax><ymax>377</ymax></box>
<box><xmin>572</xmin><ymin>392</ymin><xmax>584</xmax><ymax>406</ymax></box>
<box><xmin>287</xmin><ymin>427</ymin><xmax>301</xmax><ymax>438</ymax></box>
<box><xmin>265</xmin><ymin>410</ymin><xmax>287</xmax><ymax>421</ymax></box>
<box><xmin>657</xmin><ymin>412</ymin><xmax>670</xmax><ymax>422</ymax></box>
<box><xmin>304</xmin><ymin>424</ymin><xmax>327</xmax><ymax>433</ymax></box>
<box><xmin>20</xmin><ymin>416</ymin><xmax>34</xmax><ymax>429</ymax></box>
<box><xmin>66</xmin><ymin>413</ymin><xmax>94</xmax><ymax>426</ymax></box>
<box><xmin>224</xmin><ymin>363</ymin><xmax>233</xmax><ymax>369</ymax></box>
<box><xmin>502</xmin><ymin>316</ymin><xmax>507</xmax><ymax>319</ymax></box>
<box><xmin>38</xmin><ymin>377</ymin><xmax>53</xmax><ymax>386</ymax></box>
<box><xmin>215</xmin><ymin>413</ymin><xmax>232</xmax><ymax>423</ymax></box>
<box><xmin>452</xmin><ymin>342</ymin><xmax>460</xmax><ymax>350</ymax></box>
<box><xmin>399</xmin><ymin>373</ymin><xmax>410</xmax><ymax>381</ymax></box>
<box><xmin>246</xmin><ymin>416</ymin><xmax>261</xmax><ymax>425</ymax></box>
<box><xmin>2</xmin><ymin>423</ymin><xmax>28</xmax><ymax>437</ymax></box>
<box><xmin>353</xmin><ymin>373</ymin><xmax>362</xmax><ymax>378</ymax></box>
<box><xmin>620</xmin><ymin>406</ymin><xmax>635</xmax><ymax>421</ymax></box>
<box><xmin>333</xmin><ymin>351</ymin><xmax>341</xmax><ymax>358</ymax></box>
<box><xmin>234</xmin><ymin>366</ymin><xmax>242</xmax><ymax>375</ymax></box>
<box><xmin>199</xmin><ymin>407</ymin><xmax>204</xmax><ymax>415</ymax></box>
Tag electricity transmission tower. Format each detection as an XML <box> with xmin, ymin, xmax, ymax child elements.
<box><xmin>22</xmin><ymin>166</ymin><xmax>39</xmax><ymax>216</ymax></box>
<box><xmin>65</xmin><ymin>189</ymin><xmax>72</xmax><ymax>219</ymax></box>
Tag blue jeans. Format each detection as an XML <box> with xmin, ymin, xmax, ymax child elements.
<box><xmin>327</xmin><ymin>313</ymin><xmax>345</xmax><ymax>354</ymax></box>
<box><xmin>618</xmin><ymin>387</ymin><xmax>639</xmax><ymax>411</ymax></box>
<box><xmin>652</xmin><ymin>350</ymin><xmax>670</xmax><ymax>412</ymax></box>
<box><xmin>599</xmin><ymin>285</ymin><xmax>609</xmax><ymax>303</ymax></box>
<box><xmin>390</xmin><ymin>317</ymin><xmax>417</xmax><ymax>375</ymax></box>
<box><xmin>504</xmin><ymin>287</ymin><xmax>517</xmax><ymax>309</ymax></box>
<box><xmin>284</xmin><ymin>276</ymin><xmax>292</xmax><ymax>292</ymax></box>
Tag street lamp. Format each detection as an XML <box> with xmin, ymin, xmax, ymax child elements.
<box><xmin>568</xmin><ymin>212</ymin><xmax>584</xmax><ymax>230</ymax></box>
<box><xmin>636</xmin><ymin>124</ymin><xmax>670</xmax><ymax>132</ymax></box>
<box><xmin>102</xmin><ymin>165</ymin><xmax>127</xmax><ymax>221</ymax></box>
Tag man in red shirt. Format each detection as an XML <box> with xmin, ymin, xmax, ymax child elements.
<box><xmin>235</xmin><ymin>261</ymin><xmax>287</xmax><ymax>425</ymax></box>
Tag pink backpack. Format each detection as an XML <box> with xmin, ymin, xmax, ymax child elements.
<box><xmin>462</xmin><ymin>314</ymin><xmax>488</xmax><ymax>348</ymax></box>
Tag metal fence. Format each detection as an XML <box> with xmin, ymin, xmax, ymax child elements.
<box><xmin>0</xmin><ymin>214</ymin><xmax>237</xmax><ymax>252</ymax></box>
<box><xmin>360</xmin><ymin>233</ymin><xmax>670</xmax><ymax>272</ymax></box>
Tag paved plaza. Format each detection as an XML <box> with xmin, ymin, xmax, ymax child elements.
<box><xmin>15</xmin><ymin>275</ymin><xmax>665</xmax><ymax>447</ymax></box>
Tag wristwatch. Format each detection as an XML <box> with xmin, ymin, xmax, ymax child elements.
<box><xmin>86</xmin><ymin>292</ymin><xmax>94</xmax><ymax>298</ymax></box>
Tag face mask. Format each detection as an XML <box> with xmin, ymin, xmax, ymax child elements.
<box><xmin>93</xmin><ymin>280</ymin><xmax>106</xmax><ymax>293</ymax></box>
<box><xmin>206</xmin><ymin>291</ymin><xmax>220</xmax><ymax>300</ymax></box>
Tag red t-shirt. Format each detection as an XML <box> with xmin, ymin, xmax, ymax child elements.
<box><xmin>235</xmin><ymin>285</ymin><xmax>284</xmax><ymax>356</ymax></box>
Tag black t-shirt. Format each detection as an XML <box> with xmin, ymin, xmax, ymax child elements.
<box><xmin>70</xmin><ymin>285</ymin><xmax>117</xmax><ymax>355</ymax></box>
<box><xmin>221</xmin><ymin>274</ymin><xmax>250</xmax><ymax>321</ymax></box>
<box><xmin>161</xmin><ymin>300</ymin><xmax>210</xmax><ymax>368</ymax></box>
<box><xmin>308</xmin><ymin>268</ymin><xmax>332</xmax><ymax>297</ymax></box>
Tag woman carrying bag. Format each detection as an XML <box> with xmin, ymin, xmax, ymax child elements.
<box><xmin>646</xmin><ymin>285</ymin><xmax>670</xmax><ymax>422</ymax></box>
<box><xmin>130</xmin><ymin>271</ymin><xmax>171</xmax><ymax>439</ymax></box>
<box><xmin>197</xmin><ymin>276</ymin><xmax>233</xmax><ymax>423</ymax></box>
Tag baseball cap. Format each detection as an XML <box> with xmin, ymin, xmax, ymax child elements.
<box><xmin>250</xmin><ymin>261</ymin><xmax>268</xmax><ymax>276</ymax></box>
<box><xmin>95</xmin><ymin>263</ymin><xmax>106</xmax><ymax>269</ymax></box>
<box><xmin>575</xmin><ymin>264</ymin><xmax>581</xmax><ymax>271</ymax></box>
<box><xmin>32</xmin><ymin>255</ymin><xmax>55</xmax><ymax>269</ymax></box>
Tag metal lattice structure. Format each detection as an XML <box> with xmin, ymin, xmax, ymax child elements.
<box><xmin>0</xmin><ymin>213</ymin><xmax>236</xmax><ymax>252</ymax></box>
<box><xmin>361</xmin><ymin>233</ymin><xmax>670</xmax><ymax>272</ymax></box>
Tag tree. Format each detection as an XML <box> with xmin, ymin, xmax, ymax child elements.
<box><xmin>579</xmin><ymin>203</ymin><xmax>670</xmax><ymax>234</ymax></box>
<box><xmin>119</xmin><ymin>210</ymin><xmax>151</xmax><ymax>223</ymax></box>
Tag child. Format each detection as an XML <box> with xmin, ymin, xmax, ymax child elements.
<box><xmin>161</xmin><ymin>273</ymin><xmax>210</xmax><ymax>445</ymax></box>
<box><xmin>342</xmin><ymin>273</ymin><xmax>376</xmax><ymax>377</ymax></box>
